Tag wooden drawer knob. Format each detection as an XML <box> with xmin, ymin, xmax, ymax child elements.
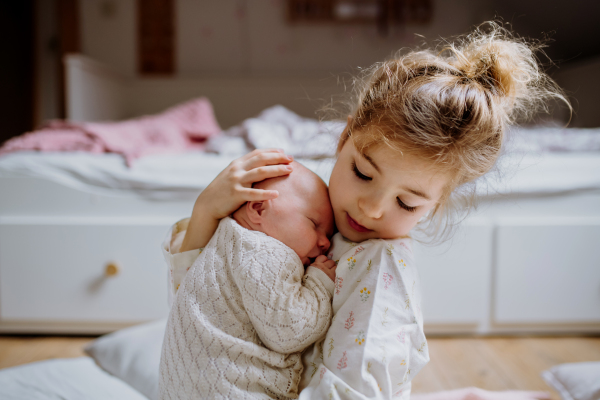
<box><xmin>105</xmin><ymin>263</ymin><xmax>120</xmax><ymax>277</ymax></box>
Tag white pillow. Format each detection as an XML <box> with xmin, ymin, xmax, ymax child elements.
<box><xmin>85</xmin><ymin>319</ymin><xmax>166</xmax><ymax>400</ymax></box>
<box><xmin>542</xmin><ymin>361</ymin><xmax>600</xmax><ymax>400</ymax></box>
<box><xmin>0</xmin><ymin>357</ymin><xmax>148</xmax><ymax>400</ymax></box>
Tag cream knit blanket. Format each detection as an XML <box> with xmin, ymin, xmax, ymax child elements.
<box><xmin>159</xmin><ymin>217</ymin><xmax>333</xmax><ymax>399</ymax></box>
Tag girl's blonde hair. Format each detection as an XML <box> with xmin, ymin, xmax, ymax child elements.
<box><xmin>337</xmin><ymin>22</ymin><xmax>569</xmax><ymax>241</ymax></box>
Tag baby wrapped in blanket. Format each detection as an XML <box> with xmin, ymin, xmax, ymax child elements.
<box><xmin>159</xmin><ymin>162</ymin><xmax>336</xmax><ymax>399</ymax></box>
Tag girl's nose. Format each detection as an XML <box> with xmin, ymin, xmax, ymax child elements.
<box><xmin>358</xmin><ymin>196</ymin><xmax>384</xmax><ymax>219</ymax></box>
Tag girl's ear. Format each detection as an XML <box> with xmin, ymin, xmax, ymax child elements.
<box><xmin>246</xmin><ymin>201</ymin><xmax>267</xmax><ymax>224</ymax></box>
<box><xmin>347</xmin><ymin>115</ymin><xmax>353</xmax><ymax>124</ymax></box>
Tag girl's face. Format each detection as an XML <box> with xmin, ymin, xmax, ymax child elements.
<box><xmin>329</xmin><ymin>138</ymin><xmax>450</xmax><ymax>242</ymax></box>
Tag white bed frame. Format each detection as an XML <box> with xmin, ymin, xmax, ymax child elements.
<box><xmin>1</xmin><ymin>55</ymin><xmax>599</xmax><ymax>335</ymax></box>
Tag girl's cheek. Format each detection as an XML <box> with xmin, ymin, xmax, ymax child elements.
<box><xmin>329</xmin><ymin>188</ymin><xmax>343</xmax><ymax>215</ymax></box>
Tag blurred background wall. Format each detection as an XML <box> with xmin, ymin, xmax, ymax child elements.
<box><xmin>2</xmin><ymin>0</ymin><xmax>599</xmax><ymax>144</ymax></box>
<box><xmin>78</xmin><ymin>0</ymin><xmax>489</xmax><ymax>76</ymax></box>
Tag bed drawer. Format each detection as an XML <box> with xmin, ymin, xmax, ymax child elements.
<box><xmin>0</xmin><ymin>221</ymin><xmax>172</xmax><ymax>332</ymax></box>
<box><xmin>416</xmin><ymin>223</ymin><xmax>493</xmax><ymax>330</ymax></box>
<box><xmin>494</xmin><ymin>222</ymin><xmax>600</xmax><ymax>324</ymax></box>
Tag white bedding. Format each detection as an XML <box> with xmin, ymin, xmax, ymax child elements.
<box><xmin>0</xmin><ymin>152</ymin><xmax>336</xmax><ymax>200</ymax></box>
<box><xmin>483</xmin><ymin>152</ymin><xmax>600</xmax><ymax>198</ymax></box>
<box><xmin>1</xmin><ymin>106</ymin><xmax>599</xmax><ymax>201</ymax></box>
<box><xmin>1</xmin><ymin>150</ymin><xmax>599</xmax><ymax>201</ymax></box>
<box><xmin>0</xmin><ymin>357</ymin><xmax>148</xmax><ymax>400</ymax></box>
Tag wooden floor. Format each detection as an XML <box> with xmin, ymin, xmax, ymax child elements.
<box><xmin>0</xmin><ymin>335</ymin><xmax>93</xmax><ymax>370</ymax></box>
<box><xmin>412</xmin><ymin>336</ymin><xmax>600</xmax><ymax>398</ymax></box>
<box><xmin>1</xmin><ymin>335</ymin><xmax>599</xmax><ymax>398</ymax></box>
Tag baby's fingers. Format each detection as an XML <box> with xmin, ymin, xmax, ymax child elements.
<box><xmin>242</xmin><ymin>164</ymin><xmax>293</xmax><ymax>185</ymax></box>
<box><xmin>314</xmin><ymin>255</ymin><xmax>328</xmax><ymax>264</ymax></box>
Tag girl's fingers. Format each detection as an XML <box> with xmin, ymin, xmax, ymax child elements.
<box><xmin>502</xmin><ymin>391</ymin><xmax>551</xmax><ymax>400</ymax></box>
<box><xmin>243</xmin><ymin>150</ymin><xmax>293</xmax><ymax>171</ymax></box>
<box><xmin>241</xmin><ymin>164</ymin><xmax>293</xmax><ymax>184</ymax></box>
<box><xmin>520</xmin><ymin>392</ymin><xmax>551</xmax><ymax>400</ymax></box>
<box><xmin>239</xmin><ymin>188</ymin><xmax>279</xmax><ymax>201</ymax></box>
<box><xmin>238</xmin><ymin>148</ymin><xmax>284</xmax><ymax>162</ymax></box>
<box><xmin>483</xmin><ymin>391</ymin><xmax>553</xmax><ymax>400</ymax></box>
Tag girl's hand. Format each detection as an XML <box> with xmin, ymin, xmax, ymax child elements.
<box><xmin>180</xmin><ymin>149</ymin><xmax>293</xmax><ymax>252</ymax></box>
<box><xmin>411</xmin><ymin>388</ymin><xmax>551</xmax><ymax>400</ymax></box>
<box><xmin>310</xmin><ymin>255</ymin><xmax>337</xmax><ymax>282</ymax></box>
<box><xmin>199</xmin><ymin>148</ymin><xmax>294</xmax><ymax>220</ymax></box>
<box><xmin>464</xmin><ymin>389</ymin><xmax>551</xmax><ymax>400</ymax></box>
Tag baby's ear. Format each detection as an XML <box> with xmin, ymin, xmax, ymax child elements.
<box><xmin>246</xmin><ymin>201</ymin><xmax>267</xmax><ymax>224</ymax></box>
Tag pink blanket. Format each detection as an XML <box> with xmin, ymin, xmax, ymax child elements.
<box><xmin>0</xmin><ymin>98</ymin><xmax>221</xmax><ymax>166</ymax></box>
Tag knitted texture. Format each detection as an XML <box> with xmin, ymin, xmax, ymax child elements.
<box><xmin>159</xmin><ymin>217</ymin><xmax>333</xmax><ymax>399</ymax></box>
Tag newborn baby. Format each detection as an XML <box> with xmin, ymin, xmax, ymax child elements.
<box><xmin>159</xmin><ymin>161</ymin><xmax>337</xmax><ymax>400</ymax></box>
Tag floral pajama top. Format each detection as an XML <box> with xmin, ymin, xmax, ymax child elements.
<box><xmin>297</xmin><ymin>233</ymin><xmax>429</xmax><ymax>399</ymax></box>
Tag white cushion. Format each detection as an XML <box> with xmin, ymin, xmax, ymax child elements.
<box><xmin>0</xmin><ymin>357</ymin><xmax>147</xmax><ymax>399</ymax></box>
<box><xmin>84</xmin><ymin>319</ymin><xmax>166</xmax><ymax>400</ymax></box>
<box><xmin>542</xmin><ymin>361</ymin><xmax>600</xmax><ymax>400</ymax></box>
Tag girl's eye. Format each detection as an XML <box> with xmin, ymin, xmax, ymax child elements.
<box><xmin>397</xmin><ymin>197</ymin><xmax>417</xmax><ymax>213</ymax></box>
<box><xmin>352</xmin><ymin>161</ymin><xmax>372</xmax><ymax>181</ymax></box>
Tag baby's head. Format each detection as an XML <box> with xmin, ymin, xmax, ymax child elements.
<box><xmin>330</xmin><ymin>22</ymin><xmax>569</xmax><ymax>243</ymax></box>
<box><xmin>233</xmin><ymin>161</ymin><xmax>334</xmax><ymax>266</ymax></box>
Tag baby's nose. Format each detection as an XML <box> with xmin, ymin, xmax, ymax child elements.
<box><xmin>318</xmin><ymin>235</ymin><xmax>330</xmax><ymax>253</ymax></box>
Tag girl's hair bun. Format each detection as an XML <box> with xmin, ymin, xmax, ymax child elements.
<box><xmin>446</xmin><ymin>21</ymin><xmax>568</xmax><ymax>123</ymax></box>
<box><xmin>455</xmin><ymin>38</ymin><xmax>523</xmax><ymax>97</ymax></box>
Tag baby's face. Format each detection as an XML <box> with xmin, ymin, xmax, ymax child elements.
<box><xmin>257</xmin><ymin>163</ymin><xmax>334</xmax><ymax>266</ymax></box>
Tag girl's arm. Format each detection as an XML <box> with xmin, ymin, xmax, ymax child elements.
<box><xmin>163</xmin><ymin>149</ymin><xmax>293</xmax><ymax>305</ymax></box>
<box><xmin>162</xmin><ymin>219</ymin><xmax>202</xmax><ymax>306</ymax></box>
<box><xmin>180</xmin><ymin>149</ymin><xmax>294</xmax><ymax>252</ymax></box>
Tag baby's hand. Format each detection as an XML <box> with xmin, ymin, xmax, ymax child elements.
<box><xmin>311</xmin><ymin>255</ymin><xmax>337</xmax><ymax>282</ymax></box>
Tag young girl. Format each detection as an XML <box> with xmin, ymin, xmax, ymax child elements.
<box><xmin>168</xmin><ymin>23</ymin><xmax>565</xmax><ymax>399</ymax></box>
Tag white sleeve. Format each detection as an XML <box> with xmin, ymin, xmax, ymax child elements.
<box><xmin>299</xmin><ymin>240</ymin><xmax>429</xmax><ymax>399</ymax></box>
<box><xmin>306</xmin><ymin>266</ymin><xmax>336</xmax><ymax>298</ymax></box>
<box><xmin>232</xmin><ymin>244</ymin><xmax>334</xmax><ymax>354</ymax></box>
<box><xmin>161</xmin><ymin>218</ymin><xmax>202</xmax><ymax>307</ymax></box>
